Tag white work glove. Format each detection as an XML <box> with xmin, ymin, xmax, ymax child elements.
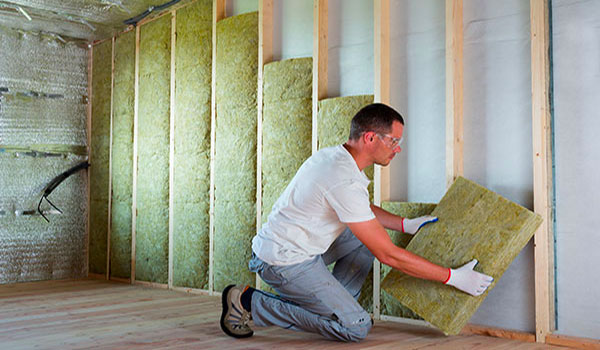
<box><xmin>402</xmin><ymin>215</ymin><xmax>438</xmax><ymax>234</ymax></box>
<box><xmin>444</xmin><ymin>259</ymin><xmax>494</xmax><ymax>296</ymax></box>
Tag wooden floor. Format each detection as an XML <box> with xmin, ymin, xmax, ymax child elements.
<box><xmin>0</xmin><ymin>279</ymin><xmax>567</xmax><ymax>350</ymax></box>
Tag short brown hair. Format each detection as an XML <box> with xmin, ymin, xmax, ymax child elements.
<box><xmin>348</xmin><ymin>103</ymin><xmax>404</xmax><ymax>140</ymax></box>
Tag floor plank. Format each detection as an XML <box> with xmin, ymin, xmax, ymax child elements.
<box><xmin>0</xmin><ymin>279</ymin><xmax>569</xmax><ymax>350</ymax></box>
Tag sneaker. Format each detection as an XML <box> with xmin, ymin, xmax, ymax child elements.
<box><xmin>220</xmin><ymin>284</ymin><xmax>254</xmax><ymax>338</ymax></box>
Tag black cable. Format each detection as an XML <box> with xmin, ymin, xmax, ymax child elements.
<box><xmin>123</xmin><ymin>0</ymin><xmax>182</xmax><ymax>27</ymax></box>
<box><xmin>38</xmin><ymin>161</ymin><xmax>89</xmax><ymax>222</ymax></box>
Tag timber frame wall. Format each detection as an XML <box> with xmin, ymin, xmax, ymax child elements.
<box><xmin>87</xmin><ymin>0</ymin><xmax>600</xmax><ymax>347</ymax></box>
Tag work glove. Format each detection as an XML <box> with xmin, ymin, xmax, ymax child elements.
<box><xmin>444</xmin><ymin>259</ymin><xmax>494</xmax><ymax>296</ymax></box>
<box><xmin>402</xmin><ymin>215</ymin><xmax>438</xmax><ymax>234</ymax></box>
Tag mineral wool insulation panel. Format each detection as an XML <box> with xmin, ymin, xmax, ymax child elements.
<box><xmin>381</xmin><ymin>177</ymin><xmax>542</xmax><ymax>335</ymax></box>
<box><xmin>358</xmin><ymin>202</ymin><xmax>436</xmax><ymax>318</ymax></box>
<box><xmin>110</xmin><ymin>29</ymin><xmax>135</xmax><ymax>279</ymax></box>
<box><xmin>89</xmin><ymin>39</ymin><xmax>112</xmax><ymax>275</ymax></box>
<box><xmin>172</xmin><ymin>0</ymin><xmax>212</xmax><ymax>289</ymax></box>
<box><xmin>261</xmin><ymin>57</ymin><xmax>312</xmax><ymax>223</ymax></box>
<box><xmin>214</xmin><ymin>12</ymin><xmax>258</xmax><ymax>291</ymax></box>
<box><xmin>136</xmin><ymin>15</ymin><xmax>171</xmax><ymax>284</ymax></box>
<box><xmin>317</xmin><ymin>95</ymin><xmax>374</xmax><ymax>198</ymax></box>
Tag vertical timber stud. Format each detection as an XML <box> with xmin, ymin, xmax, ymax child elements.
<box><xmin>445</xmin><ymin>0</ymin><xmax>464</xmax><ymax>189</ymax></box>
<box><xmin>373</xmin><ymin>0</ymin><xmax>390</xmax><ymax>320</ymax></box>
<box><xmin>86</xmin><ymin>44</ymin><xmax>93</xmax><ymax>277</ymax></box>
<box><xmin>107</xmin><ymin>37</ymin><xmax>115</xmax><ymax>279</ymax></box>
<box><xmin>132</xmin><ymin>25</ymin><xmax>140</xmax><ymax>283</ymax></box>
<box><xmin>168</xmin><ymin>11</ymin><xmax>176</xmax><ymax>289</ymax></box>
<box><xmin>257</xmin><ymin>0</ymin><xmax>273</xmax><ymax>290</ymax></box>
<box><xmin>312</xmin><ymin>0</ymin><xmax>328</xmax><ymax>154</ymax></box>
<box><xmin>530</xmin><ymin>0</ymin><xmax>555</xmax><ymax>343</ymax></box>
<box><xmin>210</xmin><ymin>0</ymin><xmax>226</xmax><ymax>295</ymax></box>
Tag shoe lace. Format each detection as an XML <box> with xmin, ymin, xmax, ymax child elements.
<box><xmin>240</xmin><ymin>310</ymin><xmax>251</xmax><ymax>326</ymax></box>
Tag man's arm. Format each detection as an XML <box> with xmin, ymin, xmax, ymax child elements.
<box><xmin>347</xmin><ymin>217</ymin><xmax>448</xmax><ymax>281</ymax></box>
<box><xmin>347</xmin><ymin>218</ymin><xmax>493</xmax><ymax>296</ymax></box>
<box><xmin>370</xmin><ymin>204</ymin><xmax>437</xmax><ymax>234</ymax></box>
<box><xmin>370</xmin><ymin>204</ymin><xmax>404</xmax><ymax>232</ymax></box>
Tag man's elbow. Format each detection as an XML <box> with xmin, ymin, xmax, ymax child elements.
<box><xmin>376</xmin><ymin>251</ymin><xmax>395</xmax><ymax>267</ymax></box>
<box><xmin>376</xmin><ymin>247</ymin><xmax>410</xmax><ymax>270</ymax></box>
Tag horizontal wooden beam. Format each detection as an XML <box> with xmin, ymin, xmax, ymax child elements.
<box><xmin>546</xmin><ymin>334</ymin><xmax>600</xmax><ymax>349</ymax></box>
<box><xmin>461</xmin><ymin>324</ymin><xmax>535</xmax><ymax>343</ymax></box>
<box><xmin>171</xmin><ymin>286</ymin><xmax>213</xmax><ymax>296</ymax></box>
<box><xmin>109</xmin><ymin>276</ymin><xmax>131</xmax><ymax>284</ymax></box>
<box><xmin>134</xmin><ymin>280</ymin><xmax>169</xmax><ymax>289</ymax></box>
<box><xmin>88</xmin><ymin>272</ymin><xmax>107</xmax><ymax>280</ymax></box>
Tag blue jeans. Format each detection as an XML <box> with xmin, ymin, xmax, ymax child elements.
<box><xmin>248</xmin><ymin>228</ymin><xmax>374</xmax><ymax>342</ymax></box>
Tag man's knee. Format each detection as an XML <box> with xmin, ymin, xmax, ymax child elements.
<box><xmin>347</xmin><ymin>322</ymin><xmax>372</xmax><ymax>342</ymax></box>
<box><xmin>337</xmin><ymin>311</ymin><xmax>373</xmax><ymax>342</ymax></box>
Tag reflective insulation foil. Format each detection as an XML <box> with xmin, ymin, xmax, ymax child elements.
<box><xmin>0</xmin><ymin>0</ymin><xmax>198</xmax><ymax>40</ymax></box>
<box><xmin>0</xmin><ymin>26</ymin><xmax>88</xmax><ymax>283</ymax></box>
<box><xmin>0</xmin><ymin>26</ymin><xmax>88</xmax><ymax>147</ymax></box>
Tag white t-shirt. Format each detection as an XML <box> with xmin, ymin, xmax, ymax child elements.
<box><xmin>252</xmin><ymin>145</ymin><xmax>375</xmax><ymax>266</ymax></box>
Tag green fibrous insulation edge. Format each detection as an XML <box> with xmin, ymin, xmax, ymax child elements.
<box><xmin>317</xmin><ymin>95</ymin><xmax>374</xmax><ymax>199</ymax></box>
<box><xmin>261</xmin><ymin>57</ymin><xmax>312</xmax><ymax>224</ymax></box>
<box><xmin>357</xmin><ymin>202</ymin><xmax>437</xmax><ymax>318</ymax></box>
<box><xmin>135</xmin><ymin>15</ymin><xmax>171</xmax><ymax>284</ymax></box>
<box><xmin>109</xmin><ymin>30</ymin><xmax>135</xmax><ymax>279</ymax></box>
<box><xmin>214</xmin><ymin>12</ymin><xmax>258</xmax><ymax>291</ymax></box>
<box><xmin>172</xmin><ymin>0</ymin><xmax>212</xmax><ymax>289</ymax></box>
<box><xmin>381</xmin><ymin>177</ymin><xmax>543</xmax><ymax>335</ymax></box>
<box><xmin>89</xmin><ymin>39</ymin><xmax>111</xmax><ymax>275</ymax></box>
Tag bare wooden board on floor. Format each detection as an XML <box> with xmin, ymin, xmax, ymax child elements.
<box><xmin>0</xmin><ymin>279</ymin><xmax>563</xmax><ymax>349</ymax></box>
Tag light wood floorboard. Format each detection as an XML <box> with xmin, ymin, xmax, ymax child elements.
<box><xmin>0</xmin><ymin>279</ymin><xmax>568</xmax><ymax>350</ymax></box>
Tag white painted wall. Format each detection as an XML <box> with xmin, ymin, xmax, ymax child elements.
<box><xmin>461</xmin><ymin>0</ymin><xmax>535</xmax><ymax>332</ymax></box>
<box><xmin>388</xmin><ymin>0</ymin><xmax>535</xmax><ymax>333</ymax></box>
<box><xmin>227</xmin><ymin>0</ymin><xmax>258</xmax><ymax>17</ymax></box>
<box><xmin>273</xmin><ymin>0</ymin><xmax>375</xmax><ymax>97</ymax></box>
<box><xmin>388</xmin><ymin>0</ymin><xmax>446</xmax><ymax>204</ymax></box>
<box><xmin>553</xmin><ymin>0</ymin><xmax>600</xmax><ymax>339</ymax></box>
<box><xmin>273</xmin><ymin>0</ymin><xmax>313</xmax><ymax>60</ymax></box>
<box><xmin>327</xmin><ymin>0</ymin><xmax>374</xmax><ymax>97</ymax></box>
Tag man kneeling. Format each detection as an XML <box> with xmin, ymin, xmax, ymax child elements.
<box><xmin>220</xmin><ymin>103</ymin><xmax>493</xmax><ymax>342</ymax></box>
